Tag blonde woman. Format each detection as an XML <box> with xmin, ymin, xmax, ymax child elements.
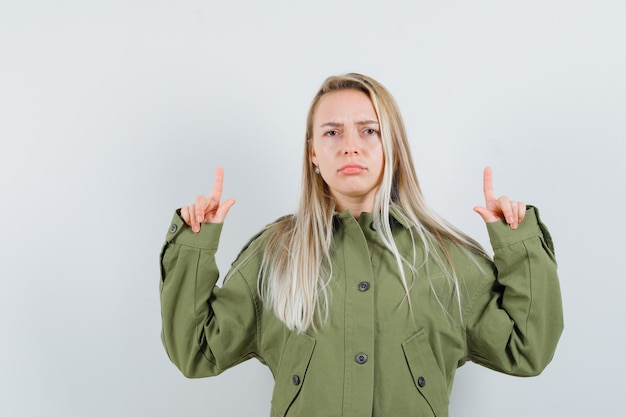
<box><xmin>159</xmin><ymin>73</ymin><xmax>563</xmax><ymax>416</ymax></box>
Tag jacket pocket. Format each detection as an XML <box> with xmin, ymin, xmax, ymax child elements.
<box><xmin>270</xmin><ymin>332</ymin><xmax>316</xmax><ymax>417</ymax></box>
<box><xmin>402</xmin><ymin>329</ymin><xmax>449</xmax><ymax>416</ymax></box>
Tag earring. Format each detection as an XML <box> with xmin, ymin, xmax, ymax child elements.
<box><xmin>314</xmin><ymin>166</ymin><xmax>320</xmax><ymax>174</ymax></box>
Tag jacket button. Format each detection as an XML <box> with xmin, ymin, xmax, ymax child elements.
<box><xmin>355</xmin><ymin>353</ymin><xmax>368</xmax><ymax>364</ymax></box>
<box><xmin>292</xmin><ymin>375</ymin><xmax>301</xmax><ymax>385</ymax></box>
<box><xmin>358</xmin><ymin>281</ymin><xmax>370</xmax><ymax>291</ymax></box>
<box><xmin>170</xmin><ymin>224</ymin><xmax>178</xmax><ymax>233</ymax></box>
<box><xmin>369</xmin><ymin>222</ymin><xmax>377</xmax><ymax>231</ymax></box>
<box><xmin>417</xmin><ymin>376</ymin><xmax>426</xmax><ymax>387</ymax></box>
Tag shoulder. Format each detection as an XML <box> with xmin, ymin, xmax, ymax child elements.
<box><xmin>231</xmin><ymin>214</ymin><xmax>295</xmax><ymax>267</ymax></box>
<box><xmin>224</xmin><ymin>215</ymin><xmax>294</xmax><ymax>289</ymax></box>
<box><xmin>442</xmin><ymin>238</ymin><xmax>496</xmax><ymax>296</ymax></box>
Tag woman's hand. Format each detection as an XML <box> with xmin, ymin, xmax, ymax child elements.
<box><xmin>181</xmin><ymin>167</ymin><xmax>236</xmax><ymax>232</ymax></box>
<box><xmin>473</xmin><ymin>167</ymin><xmax>526</xmax><ymax>230</ymax></box>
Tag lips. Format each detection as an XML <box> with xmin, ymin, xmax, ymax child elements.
<box><xmin>338</xmin><ymin>163</ymin><xmax>366</xmax><ymax>174</ymax></box>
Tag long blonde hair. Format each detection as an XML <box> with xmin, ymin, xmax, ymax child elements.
<box><xmin>251</xmin><ymin>73</ymin><xmax>489</xmax><ymax>333</ymax></box>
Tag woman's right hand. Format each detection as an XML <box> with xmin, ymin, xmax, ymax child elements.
<box><xmin>181</xmin><ymin>167</ymin><xmax>236</xmax><ymax>232</ymax></box>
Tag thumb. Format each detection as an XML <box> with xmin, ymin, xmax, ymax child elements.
<box><xmin>473</xmin><ymin>205</ymin><xmax>495</xmax><ymax>223</ymax></box>
<box><xmin>213</xmin><ymin>198</ymin><xmax>236</xmax><ymax>223</ymax></box>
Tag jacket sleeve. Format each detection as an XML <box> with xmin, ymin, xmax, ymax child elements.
<box><xmin>465</xmin><ymin>206</ymin><xmax>563</xmax><ymax>376</ymax></box>
<box><xmin>159</xmin><ymin>211</ymin><xmax>259</xmax><ymax>378</ymax></box>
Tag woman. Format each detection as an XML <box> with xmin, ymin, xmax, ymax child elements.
<box><xmin>159</xmin><ymin>73</ymin><xmax>563</xmax><ymax>416</ymax></box>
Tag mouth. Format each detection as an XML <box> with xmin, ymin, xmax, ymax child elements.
<box><xmin>338</xmin><ymin>163</ymin><xmax>366</xmax><ymax>174</ymax></box>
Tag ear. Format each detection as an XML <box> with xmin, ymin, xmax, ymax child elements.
<box><xmin>310</xmin><ymin>144</ymin><xmax>318</xmax><ymax>166</ymax></box>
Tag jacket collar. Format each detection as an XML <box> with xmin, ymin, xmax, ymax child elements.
<box><xmin>331</xmin><ymin>205</ymin><xmax>412</xmax><ymax>232</ymax></box>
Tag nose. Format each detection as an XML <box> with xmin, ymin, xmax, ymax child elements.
<box><xmin>343</xmin><ymin>129</ymin><xmax>359</xmax><ymax>155</ymax></box>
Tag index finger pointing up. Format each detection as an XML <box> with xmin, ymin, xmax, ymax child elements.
<box><xmin>208</xmin><ymin>167</ymin><xmax>226</xmax><ymax>205</ymax></box>
<box><xmin>482</xmin><ymin>166</ymin><xmax>496</xmax><ymax>203</ymax></box>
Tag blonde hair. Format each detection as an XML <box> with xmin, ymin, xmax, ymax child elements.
<box><xmin>251</xmin><ymin>73</ymin><xmax>489</xmax><ymax>333</ymax></box>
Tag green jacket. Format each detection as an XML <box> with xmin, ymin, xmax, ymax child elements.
<box><xmin>160</xmin><ymin>206</ymin><xmax>563</xmax><ymax>417</ymax></box>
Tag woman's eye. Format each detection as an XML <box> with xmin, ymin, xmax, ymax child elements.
<box><xmin>364</xmin><ymin>128</ymin><xmax>379</xmax><ymax>135</ymax></box>
<box><xmin>325</xmin><ymin>130</ymin><xmax>339</xmax><ymax>137</ymax></box>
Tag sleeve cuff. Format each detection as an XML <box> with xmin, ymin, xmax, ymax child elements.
<box><xmin>486</xmin><ymin>206</ymin><xmax>549</xmax><ymax>249</ymax></box>
<box><xmin>164</xmin><ymin>210</ymin><xmax>224</xmax><ymax>250</ymax></box>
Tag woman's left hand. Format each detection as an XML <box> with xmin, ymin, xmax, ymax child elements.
<box><xmin>473</xmin><ymin>167</ymin><xmax>526</xmax><ymax>230</ymax></box>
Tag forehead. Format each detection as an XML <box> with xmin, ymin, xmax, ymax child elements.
<box><xmin>313</xmin><ymin>89</ymin><xmax>377</xmax><ymax>122</ymax></box>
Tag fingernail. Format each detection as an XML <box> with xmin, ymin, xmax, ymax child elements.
<box><xmin>197</xmin><ymin>215</ymin><xmax>203</xmax><ymax>223</ymax></box>
<box><xmin>193</xmin><ymin>225</ymin><xmax>199</xmax><ymax>232</ymax></box>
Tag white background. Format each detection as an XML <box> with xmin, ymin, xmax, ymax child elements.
<box><xmin>1</xmin><ymin>1</ymin><xmax>624</xmax><ymax>416</ymax></box>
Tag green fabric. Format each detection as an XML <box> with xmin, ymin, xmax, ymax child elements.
<box><xmin>160</xmin><ymin>206</ymin><xmax>563</xmax><ymax>417</ymax></box>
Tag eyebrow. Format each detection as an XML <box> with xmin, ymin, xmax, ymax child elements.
<box><xmin>319</xmin><ymin>120</ymin><xmax>379</xmax><ymax>128</ymax></box>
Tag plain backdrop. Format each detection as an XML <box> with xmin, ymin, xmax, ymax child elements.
<box><xmin>1</xmin><ymin>1</ymin><xmax>624</xmax><ymax>416</ymax></box>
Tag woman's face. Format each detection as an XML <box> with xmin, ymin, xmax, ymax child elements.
<box><xmin>310</xmin><ymin>89</ymin><xmax>384</xmax><ymax>213</ymax></box>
